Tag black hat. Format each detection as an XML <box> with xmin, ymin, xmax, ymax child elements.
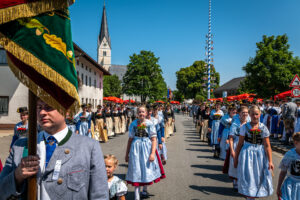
<box><xmin>97</xmin><ymin>105</ymin><xmax>102</xmax><ymax>109</ymax></box>
<box><xmin>17</xmin><ymin>107</ymin><xmax>28</xmax><ymax>113</ymax></box>
<box><xmin>81</xmin><ymin>104</ymin><xmax>87</xmax><ymax>108</ymax></box>
<box><xmin>87</xmin><ymin>103</ymin><xmax>92</xmax><ymax>108</ymax></box>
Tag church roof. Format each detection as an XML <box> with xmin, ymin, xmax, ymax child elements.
<box><xmin>99</xmin><ymin>3</ymin><xmax>111</xmax><ymax>48</ymax></box>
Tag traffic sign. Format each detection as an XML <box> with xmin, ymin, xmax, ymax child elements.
<box><xmin>292</xmin><ymin>87</ymin><xmax>300</xmax><ymax>98</ymax></box>
<box><xmin>290</xmin><ymin>74</ymin><xmax>300</xmax><ymax>87</ymax></box>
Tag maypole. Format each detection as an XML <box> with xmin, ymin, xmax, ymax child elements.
<box><xmin>206</xmin><ymin>0</ymin><xmax>213</xmax><ymax>100</ymax></box>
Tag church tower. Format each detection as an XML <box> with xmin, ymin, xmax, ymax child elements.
<box><xmin>97</xmin><ymin>1</ymin><xmax>111</xmax><ymax>71</ymax></box>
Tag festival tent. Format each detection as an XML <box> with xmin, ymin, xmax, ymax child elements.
<box><xmin>274</xmin><ymin>90</ymin><xmax>291</xmax><ymax>100</ymax></box>
<box><xmin>170</xmin><ymin>101</ymin><xmax>180</xmax><ymax>104</ymax></box>
<box><xmin>208</xmin><ymin>98</ymin><xmax>223</xmax><ymax>102</ymax></box>
<box><xmin>155</xmin><ymin>101</ymin><xmax>165</xmax><ymax>104</ymax></box>
<box><xmin>103</xmin><ymin>96</ymin><xmax>124</xmax><ymax>103</ymax></box>
<box><xmin>123</xmin><ymin>99</ymin><xmax>135</xmax><ymax>104</ymax></box>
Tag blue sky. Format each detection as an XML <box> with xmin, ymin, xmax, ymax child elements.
<box><xmin>70</xmin><ymin>0</ymin><xmax>300</xmax><ymax>90</ymax></box>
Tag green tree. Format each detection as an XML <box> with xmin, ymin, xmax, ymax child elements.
<box><xmin>176</xmin><ymin>60</ymin><xmax>220</xmax><ymax>100</ymax></box>
<box><xmin>103</xmin><ymin>75</ymin><xmax>122</xmax><ymax>97</ymax></box>
<box><xmin>122</xmin><ymin>50</ymin><xmax>167</xmax><ymax>102</ymax></box>
<box><xmin>239</xmin><ymin>34</ymin><xmax>300</xmax><ymax>98</ymax></box>
<box><xmin>173</xmin><ymin>90</ymin><xmax>184</xmax><ymax>102</ymax></box>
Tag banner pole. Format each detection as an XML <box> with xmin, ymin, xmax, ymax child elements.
<box><xmin>27</xmin><ymin>90</ymin><xmax>37</xmax><ymax>200</ymax></box>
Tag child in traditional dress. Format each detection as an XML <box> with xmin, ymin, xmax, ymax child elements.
<box><xmin>10</xmin><ymin>107</ymin><xmax>28</xmax><ymax>149</ymax></box>
<box><xmin>125</xmin><ymin>106</ymin><xmax>162</xmax><ymax>200</ymax></box>
<box><xmin>234</xmin><ymin>105</ymin><xmax>274</xmax><ymax>199</ymax></box>
<box><xmin>104</xmin><ymin>154</ymin><xmax>127</xmax><ymax>200</ymax></box>
<box><xmin>277</xmin><ymin>132</ymin><xmax>300</xmax><ymax>200</ymax></box>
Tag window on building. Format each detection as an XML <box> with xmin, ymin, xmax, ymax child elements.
<box><xmin>103</xmin><ymin>51</ymin><xmax>107</xmax><ymax>56</ymax></box>
<box><xmin>99</xmin><ymin>80</ymin><xmax>102</xmax><ymax>89</ymax></box>
<box><xmin>89</xmin><ymin>77</ymin><xmax>91</xmax><ymax>87</ymax></box>
<box><xmin>92</xmin><ymin>99</ymin><xmax>94</xmax><ymax>109</ymax></box>
<box><xmin>81</xmin><ymin>98</ymin><xmax>84</xmax><ymax>104</ymax></box>
<box><xmin>85</xmin><ymin>75</ymin><xmax>88</xmax><ymax>85</ymax></box>
<box><xmin>94</xmin><ymin>71</ymin><xmax>96</xmax><ymax>75</ymax></box>
<box><xmin>89</xmin><ymin>99</ymin><xmax>91</xmax><ymax>104</ymax></box>
<box><xmin>94</xmin><ymin>79</ymin><xmax>96</xmax><ymax>87</ymax></box>
<box><xmin>77</xmin><ymin>60</ymin><xmax>79</xmax><ymax>66</ymax></box>
<box><xmin>0</xmin><ymin>96</ymin><xmax>9</xmax><ymax>115</ymax></box>
<box><xmin>86</xmin><ymin>66</ymin><xmax>87</xmax><ymax>70</ymax></box>
<box><xmin>89</xmin><ymin>68</ymin><xmax>91</xmax><ymax>73</ymax></box>
<box><xmin>86</xmin><ymin>98</ymin><xmax>88</xmax><ymax>104</ymax></box>
<box><xmin>81</xmin><ymin>63</ymin><xmax>84</xmax><ymax>68</ymax></box>
<box><xmin>81</xmin><ymin>74</ymin><xmax>84</xmax><ymax>84</ymax></box>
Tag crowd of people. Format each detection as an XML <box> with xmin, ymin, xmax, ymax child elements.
<box><xmin>0</xmin><ymin>100</ymin><xmax>177</xmax><ymax>200</ymax></box>
<box><xmin>187</xmin><ymin>97</ymin><xmax>300</xmax><ymax>200</ymax></box>
<box><xmin>1</xmin><ymin>97</ymin><xmax>300</xmax><ymax>199</ymax></box>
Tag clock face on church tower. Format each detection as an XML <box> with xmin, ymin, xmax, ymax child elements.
<box><xmin>103</xmin><ymin>43</ymin><xmax>107</xmax><ymax>47</ymax></box>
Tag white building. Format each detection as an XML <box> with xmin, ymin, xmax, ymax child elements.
<box><xmin>0</xmin><ymin>45</ymin><xmax>109</xmax><ymax>127</ymax></box>
<box><xmin>74</xmin><ymin>43</ymin><xmax>110</xmax><ymax>109</ymax></box>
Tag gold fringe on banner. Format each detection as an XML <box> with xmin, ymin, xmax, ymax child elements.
<box><xmin>7</xmin><ymin>55</ymin><xmax>79</xmax><ymax>116</ymax></box>
<box><xmin>0</xmin><ymin>0</ymin><xmax>70</xmax><ymax>25</ymax></box>
<box><xmin>0</xmin><ymin>33</ymin><xmax>80</xmax><ymax>115</ymax></box>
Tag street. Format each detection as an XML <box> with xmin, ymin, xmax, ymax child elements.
<box><xmin>0</xmin><ymin>114</ymin><xmax>282</xmax><ymax>200</ymax></box>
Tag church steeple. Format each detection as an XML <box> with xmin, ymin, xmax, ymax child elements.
<box><xmin>99</xmin><ymin>1</ymin><xmax>111</xmax><ymax>48</ymax></box>
<box><xmin>97</xmin><ymin>0</ymin><xmax>111</xmax><ymax>71</ymax></box>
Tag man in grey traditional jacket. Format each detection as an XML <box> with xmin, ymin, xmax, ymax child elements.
<box><xmin>0</xmin><ymin>99</ymin><xmax>109</xmax><ymax>200</ymax></box>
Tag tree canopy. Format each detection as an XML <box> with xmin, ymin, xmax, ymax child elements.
<box><xmin>103</xmin><ymin>75</ymin><xmax>122</xmax><ymax>98</ymax></box>
<box><xmin>122</xmin><ymin>50</ymin><xmax>167</xmax><ymax>102</ymax></box>
<box><xmin>239</xmin><ymin>34</ymin><xmax>300</xmax><ymax>98</ymax></box>
<box><xmin>176</xmin><ymin>60</ymin><xmax>220</xmax><ymax>100</ymax></box>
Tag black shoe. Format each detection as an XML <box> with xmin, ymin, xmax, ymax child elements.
<box><xmin>140</xmin><ymin>191</ymin><xmax>149</xmax><ymax>198</ymax></box>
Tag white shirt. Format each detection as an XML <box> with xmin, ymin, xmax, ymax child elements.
<box><xmin>37</xmin><ymin>126</ymin><xmax>68</xmax><ymax>200</ymax></box>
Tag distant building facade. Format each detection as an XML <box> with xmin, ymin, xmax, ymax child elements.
<box><xmin>213</xmin><ymin>77</ymin><xmax>245</xmax><ymax>98</ymax></box>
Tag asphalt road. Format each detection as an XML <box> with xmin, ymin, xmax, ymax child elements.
<box><xmin>0</xmin><ymin>114</ymin><xmax>282</xmax><ymax>200</ymax></box>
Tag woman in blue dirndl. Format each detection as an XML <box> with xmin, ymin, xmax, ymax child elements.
<box><xmin>75</xmin><ymin>104</ymin><xmax>91</xmax><ymax>138</ymax></box>
<box><xmin>210</xmin><ymin>103</ymin><xmax>224</xmax><ymax>158</ymax></box>
<box><xmin>219</xmin><ymin>106</ymin><xmax>237</xmax><ymax>160</ymax></box>
<box><xmin>234</xmin><ymin>105</ymin><xmax>274</xmax><ymax>199</ymax></box>
<box><xmin>125</xmin><ymin>106</ymin><xmax>162</xmax><ymax>200</ymax></box>
<box><xmin>228</xmin><ymin>106</ymin><xmax>249</xmax><ymax>190</ymax></box>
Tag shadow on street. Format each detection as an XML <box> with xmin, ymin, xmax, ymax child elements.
<box><xmin>189</xmin><ymin>185</ymin><xmax>241</xmax><ymax>197</ymax></box>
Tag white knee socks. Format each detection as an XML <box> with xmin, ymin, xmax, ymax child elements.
<box><xmin>135</xmin><ymin>186</ymin><xmax>140</xmax><ymax>200</ymax></box>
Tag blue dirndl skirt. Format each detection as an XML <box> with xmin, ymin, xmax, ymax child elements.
<box><xmin>237</xmin><ymin>142</ymin><xmax>273</xmax><ymax>197</ymax></box>
<box><xmin>281</xmin><ymin>176</ymin><xmax>300</xmax><ymax>200</ymax></box>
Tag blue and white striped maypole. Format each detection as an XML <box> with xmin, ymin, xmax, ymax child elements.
<box><xmin>207</xmin><ymin>0</ymin><xmax>212</xmax><ymax>100</ymax></box>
